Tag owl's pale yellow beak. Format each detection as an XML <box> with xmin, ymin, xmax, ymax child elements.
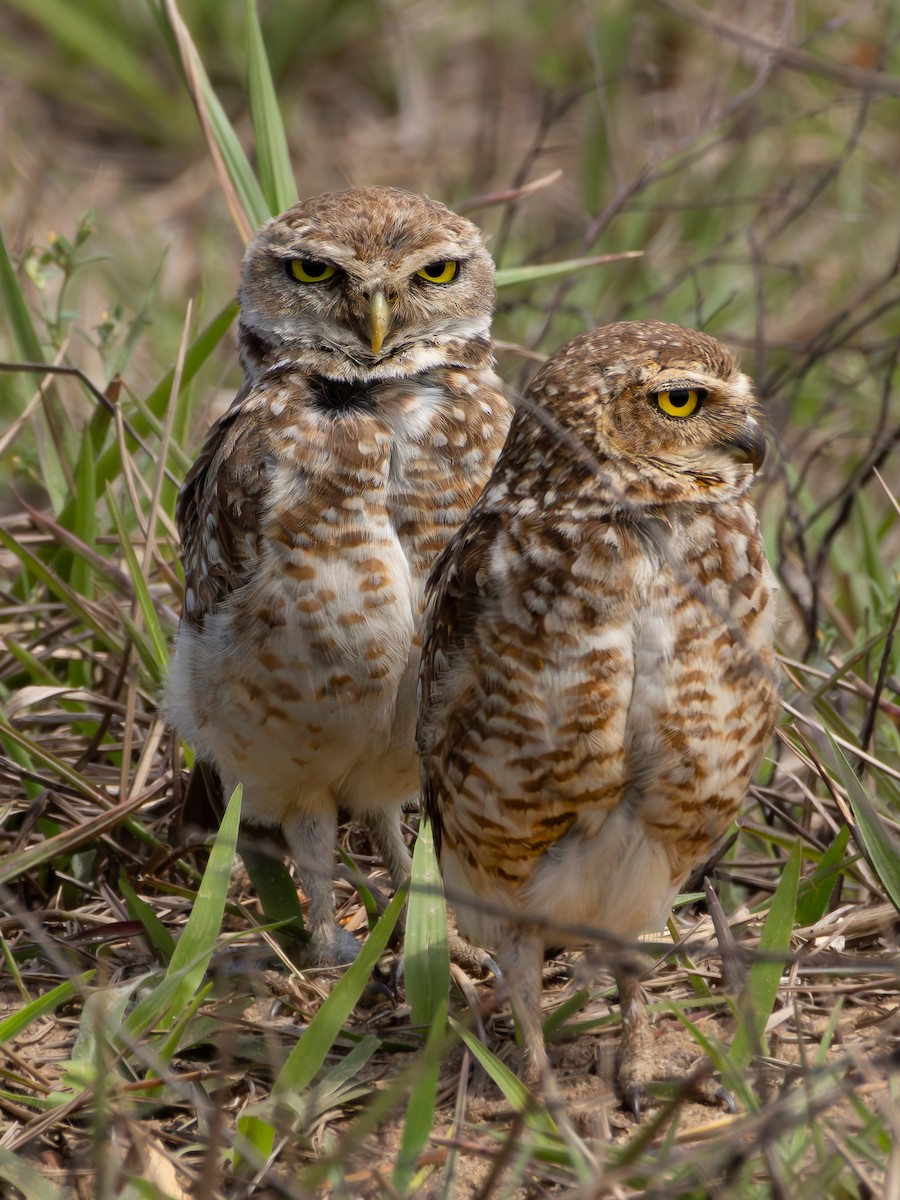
<box><xmin>368</xmin><ymin>291</ymin><xmax>390</xmax><ymax>355</ymax></box>
<box><xmin>725</xmin><ymin>420</ymin><xmax>767</xmax><ymax>472</ymax></box>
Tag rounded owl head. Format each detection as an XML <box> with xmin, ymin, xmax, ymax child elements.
<box><xmin>520</xmin><ymin>320</ymin><xmax>767</xmax><ymax>505</ymax></box>
<box><xmin>237</xmin><ymin>186</ymin><xmax>496</xmax><ymax>385</ymax></box>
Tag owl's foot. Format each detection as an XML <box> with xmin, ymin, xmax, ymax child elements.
<box><xmin>615</xmin><ymin>970</ymin><xmax>735</xmax><ymax>1119</ymax></box>
<box><xmin>311</xmin><ymin>923</ymin><xmax>364</xmax><ymax>967</ymax></box>
<box><xmin>448</xmin><ymin>931</ymin><xmax>500</xmax><ymax>979</ymax></box>
<box><xmin>618</xmin><ymin>1055</ymin><xmax>736</xmax><ymax>1120</ymax></box>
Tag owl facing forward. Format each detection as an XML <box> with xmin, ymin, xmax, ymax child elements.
<box><xmin>418</xmin><ymin>320</ymin><xmax>778</xmax><ymax>1105</ymax></box>
<box><xmin>164</xmin><ymin>187</ymin><xmax>512</xmax><ymax>963</ymax></box>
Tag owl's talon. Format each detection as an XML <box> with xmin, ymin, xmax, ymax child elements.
<box><xmin>624</xmin><ymin>1082</ymin><xmax>650</xmax><ymax>1123</ymax></box>
<box><xmin>448</xmin><ymin>932</ymin><xmax>500</xmax><ymax>980</ymax></box>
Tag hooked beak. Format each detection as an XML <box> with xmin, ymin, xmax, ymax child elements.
<box><xmin>723</xmin><ymin>420</ymin><xmax>767</xmax><ymax>473</ymax></box>
<box><xmin>368</xmin><ymin>290</ymin><xmax>390</xmax><ymax>355</ymax></box>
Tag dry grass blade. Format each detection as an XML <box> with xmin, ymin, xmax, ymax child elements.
<box><xmin>158</xmin><ymin>0</ymin><xmax>266</xmax><ymax>240</ymax></box>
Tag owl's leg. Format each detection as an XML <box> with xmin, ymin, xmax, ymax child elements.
<box><xmin>365</xmin><ymin>806</ymin><xmax>413</xmax><ymax>892</ymax></box>
<box><xmin>503</xmin><ymin>929</ymin><xmax>551</xmax><ymax>1091</ymax></box>
<box><xmin>613</xmin><ymin>965</ymin><xmax>654</xmax><ymax>1118</ymax></box>
<box><xmin>282</xmin><ymin>809</ymin><xmax>361</xmax><ymax>966</ymax></box>
<box><xmin>614</xmin><ymin>965</ymin><xmax>735</xmax><ymax>1117</ymax></box>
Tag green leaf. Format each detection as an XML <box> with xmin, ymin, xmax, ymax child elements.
<box><xmin>246</xmin><ymin>0</ymin><xmax>298</xmax><ymax>215</ymax></box>
<box><xmin>240</xmin><ymin>886</ymin><xmax>406</xmax><ymax>1162</ymax></box>
<box><xmin>795</xmin><ymin>825</ymin><xmax>851</xmax><ymax>926</ymax></box>
<box><xmin>404</xmin><ymin>817</ymin><xmax>450</xmax><ymax>1029</ymax></box>
<box><xmin>0</xmin><ymin>526</ymin><xmax>125</xmax><ymax>658</ymax></box>
<box><xmin>157</xmin><ymin>0</ymin><xmax>269</xmax><ymax>236</ymax></box>
<box><xmin>162</xmin><ymin>783</ymin><xmax>242</xmax><ymax>1023</ymax></box>
<box><xmin>239</xmin><ymin>845</ymin><xmax>309</xmax><ymax>941</ymax></box>
<box><xmin>0</xmin><ymin>227</ymin><xmax>70</xmax><ymax>512</ymax></box>
<box><xmin>828</xmin><ymin>733</ymin><xmax>900</xmax><ymax>911</ymax></box>
<box><xmin>105</xmin><ymin>485</ymin><xmax>171</xmax><ymax>677</ymax></box>
<box><xmin>74</xmin><ymin>301</ymin><xmax>237</xmax><ymax>517</ymax></box>
<box><xmin>0</xmin><ymin>1146</ymin><xmax>65</xmax><ymax>1200</ymax></box>
<box><xmin>393</xmin><ymin>997</ymin><xmax>447</xmax><ymax>1192</ymax></box>
<box><xmin>0</xmin><ymin>225</ymin><xmax>45</xmax><ymax>362</ymax></box>
<box><xmin>0</xmin><ymin>974</ymin><xmax>94</xmax><ymax>1044</ymax></box>
<box><xmin>495</xmin><ymin>250</ymin><xmax>643</xmax><ymax>288</ymax></box>
<box><xmin>119</xmin><ymin>876</ymin><xmax>176</xmax><ymax>962</ymax></box>
<box><xmin>451</xmin><ymin>1018</ymin><xmax>558</xmax><ymax>1137</ymax></box>
<box><xmin>728</xmin><ymin>840</ymin><xmax>801</xmax><ymax>1071</ymax></box>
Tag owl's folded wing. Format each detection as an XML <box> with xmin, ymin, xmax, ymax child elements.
<box><xmin>175</xmin><ymin>397</ymin><xmax>271</xmax><ymax>629</ymax></box>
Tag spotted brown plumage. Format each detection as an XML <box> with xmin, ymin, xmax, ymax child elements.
<box><xmin>418</xmin><ymin>320</ymin><xmax>779</xmax><ymax>1104</ymax></box>
<box><xmin>164</xmin><ymin>187</ymin><xmax>512</xmax><ymax>963</ymax></box>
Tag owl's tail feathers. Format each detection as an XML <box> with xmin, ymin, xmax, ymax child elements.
<box><xmin>178</xmin><ymin>757</ymin><xmax>225</xmax><ymax>833</ymax></box>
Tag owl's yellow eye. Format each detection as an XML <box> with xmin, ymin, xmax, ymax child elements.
<box><xmin>289</xmin><ymin>258</ymin><xmax>337</xmax><ymax>283</ymax></box>
<box><xmin>416</xmin><ymin>260</ymin><xmax>460</xmax><ymax>284</ymax></box>
<box><xmin>654</xmin><ymin>388</ymin><xmax>705</xmax><ymax>418</ymax></box>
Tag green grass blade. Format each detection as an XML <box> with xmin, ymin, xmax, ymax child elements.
<box><xmin>119</xmin><ymin>876</ymin><xmax>176</xmax><ymax>962</ymax></box>
<box><xmin>246</xmin><ymin>0</ymin><xmax>298</xmax><ymax>215</ymax></box>
<box><xmin>828</xmin><ymin>733</ymin><xmax>900</xmax><ymax>910</ymax></box>
<box><xmin>121</xmin><ymin>790</ymin><xmax>241</xmax><ymax>1039</ymax></box>
<box><xmin>0</xmin><ymin>1146</ymin><xmax>65</xmax><ymax>1200</ymax></box>
<box><xmin>0</xmin><ymin>973</ymin><xmax>94</xmax><ymax>1044</ymax></box>
<box><xmin>69</xmin><ymin>433</ymin><xmax>97</xmax><ymax>601</ymax></box>
<box><xmin>81</xmin><ymin>301</ymin><xmax>237</xmax><ymax>514</ymax></box>
<box><xmin>0</xmin><ymin>526</ymin><xmax>125</xmax><ymax>657</ymax></box>
<box><xmin>272</xmin><ymin>887</ymin><xmax>405</xmax><ymax>1095</ymax></box>
<box><xmin>728</xmin><ymin>840</ymin><xmax>802</xmax><ymax>1072</ymax></box>
<box><xmin>104</xmin><ymin>485</ymin><xmax>170</xmax><ymax>676</ymax></box>
<box><xmin>0</xmin><ymin>226</ymin><xmax>45</xmax><ymax>362</ymax></box>
<box><xmin>240</xmin><ymin>886</ymin><xmax>406</xmax><ymax>1162</ymax></box>
<box><xmin>150</xmin><ymin>981</ymin><xmax>214</xmax><ymax>1068</ymax></box>
<box><xmin>239</xmin><ymin>844</ymin><xmax>308</xmax><ymax>945</ymax></box>
<box><xmin>495</xmin><ymin>250</ymin><xmax>643</xmax><ymax>288</ymax></box>
<box><xmin>393</xmin><ymin>996</ymin><xmax>447</xmax><ymax>1192</ymax></box>
<box><xmin>298</xmin><ymin>1030</ymin><xmax>454</xmax><ymax>1191</ymax></box>
<box><xmin>0</xmin><ymin>228</ymin><xmax>70</xmax><ymax>512</ymax></box>
<box><xmin>541</xmin><ymin>987</ymin><xmax>592</xmax><ymax>1041</ymax></box>
<box><xmin>64</xmin><ymin>980</ymin><xmax>141</xmax><ymax>1089</ymax></box>
<box><xmin>300</xmin><ymin>1035</ymin><xmax>380</xmax><ymax>1115</ymax></box>
<box><xmin>451</xmin><ymin>1019</ymin><xmax>558</xmax><ymax>1137</ymax></box>
<box><xmin>4</xmin><ymin>637</ymin><xmax>59</xmax><ymax>686</ymax></box>
<box><xmin>0</xmin><ymin>699</ymin><xmax>43</xmax><ymax>801</ymax></box>
<box><xmin>404</xmin><ymin>818</ymin><xmax>450</xmax><ymax>1029</ymax></box>
<box><xmin>158</xmin><ymin>0</ymin><xmax>270</xmax><ymax>236</ymax></box>
<box><xmin>795</xmin><ymin>825</ymin><xmax>851</xmax><ymax>926</ymax></box>
<box><xmin>162</xmin><ymin>784</ymin><xmax>242</xmax><ymax>1023</ymax></box>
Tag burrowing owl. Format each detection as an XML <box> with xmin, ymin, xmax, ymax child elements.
<box><xmin>164</xmin><ymin>186</ymin><xmax>511</xmax><ymax>963</ymax></box>
<box><xmin>418</xmin><ymin>320</ymin><xmax>778</xmax><ymax>1105</ymax></box>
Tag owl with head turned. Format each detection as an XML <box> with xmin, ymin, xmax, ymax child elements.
<box><xmin>164</xmin><ymin>186</ymin><xmax>512</xmax><ymax>964</ymax></box>
<box><xmin>418</xmin><ymin>319</ymin><xmax>779</xmax><ymax>1108</ymax></box>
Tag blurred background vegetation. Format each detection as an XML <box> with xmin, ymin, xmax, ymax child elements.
<box><xmin>1</xmin><ymin>1</ymin><xmax>899</xmax><ymax>1196</ymax></box>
